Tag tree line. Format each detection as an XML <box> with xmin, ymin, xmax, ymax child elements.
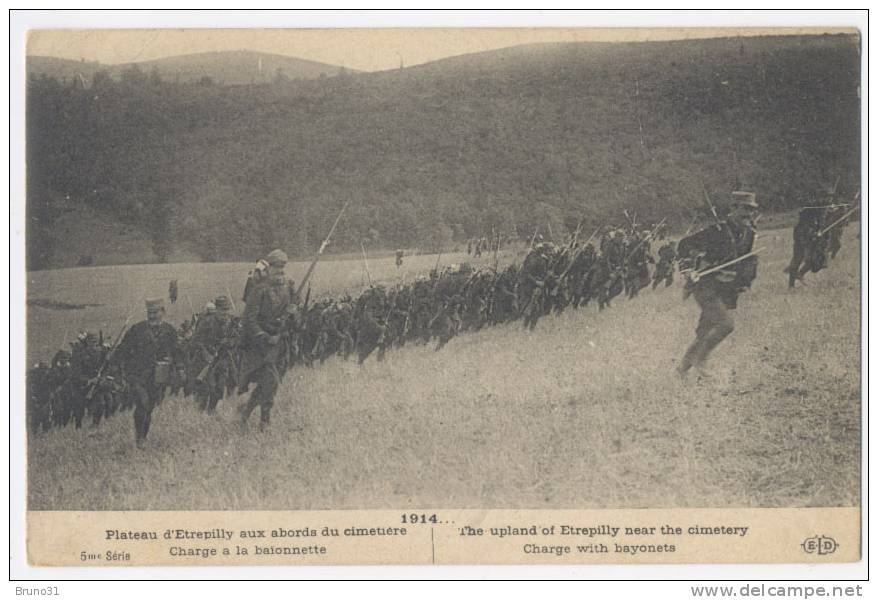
<box><xmin>26</xmin><ymin>35</ymin><xmax>860</xmax><ymax>269</ymax></box>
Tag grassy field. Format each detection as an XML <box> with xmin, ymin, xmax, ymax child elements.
<box><xmin>26</xmin><ymin>227</ymin><xmax>861</xmax><ymax>510</ymax></box>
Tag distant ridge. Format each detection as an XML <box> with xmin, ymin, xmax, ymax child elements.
<box><xmin>28</xmin><ymin>50</ymin><xmax>353</xmax><ymax>85</ymax></box>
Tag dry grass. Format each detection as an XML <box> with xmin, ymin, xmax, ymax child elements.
<box><xmin>26</xmin><ymin>228</ymin><xmax>860</xmax><ymax>510</ymax></box>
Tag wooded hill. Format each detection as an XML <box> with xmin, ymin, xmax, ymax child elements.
<box><xmin>26</xmin><ymin>34</ymin><xmax>860</xmax><ymax>269</ymax></box>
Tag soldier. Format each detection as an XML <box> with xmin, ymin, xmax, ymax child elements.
<box><xmin>677</xmin><ymin>192</ymin><xmax>759</xmax><ymax>378</ymax></box>
<box><xmin>519</xmin><ymin>241</ymin><xmax>556</xmax><ymax>329</ymax></box>
<box><xmin>237</xmin><ymin>249</ymin><xmax>298</xmax><ymax>432</ymax></box>
<box><xmin>652</xmin><ymin>241</ymin><xmax>677</xmax><ymax>289</ymax></box>
<box><xmin>354</xmin><ymin>285</ymin><xmax>388</xmax><ymax>363</ymax></box>
<box><xmin>48</xmin><ymin>349</ymin><xmax>74</xmax><ymax>429</ymax></box>
<box><xmin>395</xmin><ymin>248</ymin><xmax>404</xmax><ymax>269</ymax></box>
<box><xmin>191</xmin><ymin>296</ymin><xmax>239</xmax><ymax>414</ymax></box>
<box><xmin>785</xmin><ymin>206</ymin><xmax>827</xmax><ymax>288</ymax></box>
<box><xmin>168</xmin><ymin>279</ymin><xmax>178</xmax><ymax>305</ymax></box>
<box><xmin>27</xmin><ymin>362</ymin><xmax>53</xmax><ymax>435</ymax></box>
<box><xmin>111</xmin><ymin>298</ymin><xmax>182</xmax><ymax>447</ymax></box>
<box><xmin>71</xmin><ymin>331</ymin><xmax>113</xmax><ymax>427</ymax></box>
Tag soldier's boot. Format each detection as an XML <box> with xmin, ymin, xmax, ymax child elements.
<box><xmin>678</xmin><ymin>338</ymin><xmax>705</xmax><ymax>379</ymax></box>
<box><xmin>258</xmin><ymin>405</ymin><xmax>271</xmax><ymax>432</ymax></box>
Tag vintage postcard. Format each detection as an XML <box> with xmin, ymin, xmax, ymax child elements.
<box><xmin>15</xmin><ymin>20</ymin><xmax>864</xmax><ymax>572</ymax></box>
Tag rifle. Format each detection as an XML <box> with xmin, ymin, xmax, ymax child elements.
<box><xmin>702</xmin><ymin>186</ymin><xmax>722</xmax><ymax>228</ymax></box>
<box><xmin>687</xmin><ymin>247</ymin><xmax>764</xmax><ymax>283</ymax></box>
<box><xmin>818</xmin><ymin>205</ymin><xmax>859</xmax><ymax>237</ymax></box>
<box><xmin>223</xmin><ymin>285</ymin><xmax>237</xmax><ymax>313</ymax></box>
<box><xmin>683</xmin><ymin>212</ymin><xmax>699</xmax><ymax>236</ymax></box>
<box><xmin>623</xmin><ymin>209</ymin><xmax>636</xmax><ymax>233</ymax></box>
<box><xmin>196</xmin><ymin>320</ymin><xmax>239</xmax><ymax>383</ymax></box>
<box><xmin>605</xmin><ymin>218</ymin><xmax>667</xmax><ymax>285</ymax></box>
<box><xmin>360</xmin><ymin>243</ymin><xmax>373</xmax><ymax>286</ymax></box>
<box><xmin>85</xmin><ymin>310</ymin><xmax>134</xmax><ymax>400</ymax></box>
<box><xmin>570</xmin><ymin>218</ymin><xmax>584</xmax><ymax>249</ymax></box>
<box><xmin>297</xmin><ymin>200</ymin><xmax>351</xmax><ymax>297</ymax></box>
<box><xmin>377</xmin><ymin>292</ymin><xmax>397</xmax><ymax>345</ymax></box>
<box><xmin>557</xmin><ymin>226</ymin><xmax>601</xmax><ymax>281</ymax></box>
<box><xmin>529</xmin><ymin>226</ymin><xmax>539</xmax><ymax>248</ymax></box>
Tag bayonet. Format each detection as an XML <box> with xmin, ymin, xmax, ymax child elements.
<box><xmin>296</xmin><ymin>199</ymin><xmax>351</xmax><ymax>297</ymax></box>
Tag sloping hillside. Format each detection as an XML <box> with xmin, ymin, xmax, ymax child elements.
<box><xmin>26</xmin><ymin>34</ymin><xmax>860</xmax><ymax>269</ymax></box>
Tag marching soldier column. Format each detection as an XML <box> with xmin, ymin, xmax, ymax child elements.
<box><xmin>24</xmin><ymin>187</ymin><xmax>858</xmax><ymax>446</ymax></box>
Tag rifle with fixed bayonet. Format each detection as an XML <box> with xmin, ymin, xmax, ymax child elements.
<box><xmin>85</xmin><ymin>309</ymin><xmax>134</xmax><ymax>400</ymax></box>
<box><xmin>702</xmin><ymin>186</ymin><xmax>722</xmax><ymax>229</ymax></box>
<box><xmin>296</xmin><ymin>200</ymin><xmax>351</xmax><ymax>298</ymax></box>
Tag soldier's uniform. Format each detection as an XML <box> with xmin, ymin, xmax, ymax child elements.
<box><xmin>191</xmin><ymin>296</ymin><xmax>239</xmax><ymax>414</ymax></box>
<box><xmin>112</xmin><ymin>299</ymin><xmax>181</xmax><ymax>446</ymax></box>
<box><xmin>238</xmin><ymin>250</ymin><xmax>298</xmax><ymax>431</ymax></box>
<box><xmin>677</xmin><ymin>192</ymin><xmax>759</xmax><ymax>376</ymax></box>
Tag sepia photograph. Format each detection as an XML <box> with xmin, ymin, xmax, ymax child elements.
<box><xmin>14</xmin><ymin>13</ymin><xmax>865</xmax><ymax>572</ymax></box>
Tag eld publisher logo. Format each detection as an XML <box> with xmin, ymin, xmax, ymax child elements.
<box><xmin>801</xmin><ymin>535</ymin><xmax>839</xmax><ymax>555</ymax></box>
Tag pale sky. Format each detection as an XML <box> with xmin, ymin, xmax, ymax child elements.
<box><xmin>26</xmin><ymin>27</ymin><xmax>852</xmax><ymax>72</ymax></box>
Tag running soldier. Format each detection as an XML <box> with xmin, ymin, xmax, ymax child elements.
<box><xmin>237</xmin><ymin>249</ymin><xmax>298</xmax><ymax>432</ymax></box>
<box><xmin>677</xmin><ymin>192</ymin><xmax>759</xmax><ymax>378</ymax></box>
<box><xmin>111</xmin><ymin>299</ymin><xmax>182</xmax><ymax>447</ymax></box>
<box><xmin>785</xmin><ymin>206</ymin><xmax>827</xmax><ymax>288</ymax></box>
